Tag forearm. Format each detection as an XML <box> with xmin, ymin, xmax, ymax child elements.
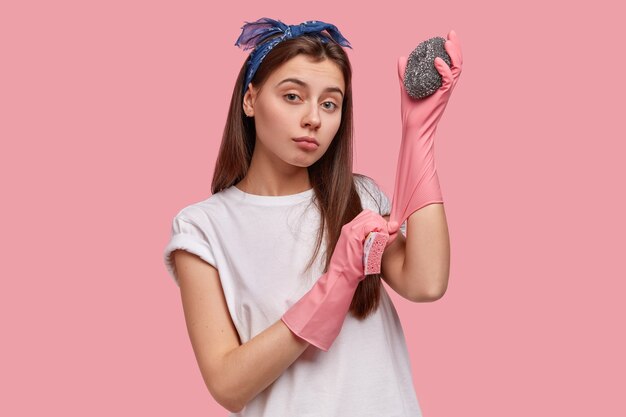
<box><xmin>402</xmin><ymin>202</ymin><xmax>450</xmax><ymax>299</ymax></box>
<box><xmin>391</xmin><ymin>35</ymin><xmax>461</xmax><ymax>301</ymax></box>
<box><xmin>219</xmin><ymin>319</ymin><xmax>310</xmax><ymax>412</ymax></box>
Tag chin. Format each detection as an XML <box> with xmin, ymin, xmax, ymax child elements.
<box><xmin>291</xmin><ymin>154</ymin><xmax>320</xmax><ymax>168</ymax></box>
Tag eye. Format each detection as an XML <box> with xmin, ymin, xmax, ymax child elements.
<box><xmin>322</xmin><ymin>101</ymin><xmax>338</xmax><ymax>111</ymax></box>
<box><xmin>284</xmin><ymin>93</ymin><xmax>301</xmax><ymax>102</ymax></box>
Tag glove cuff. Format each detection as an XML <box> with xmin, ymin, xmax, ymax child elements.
<box><xmin>281</xmin><ymin>270</ymin><xmax>358</xmax><ymax>352</ymax></box>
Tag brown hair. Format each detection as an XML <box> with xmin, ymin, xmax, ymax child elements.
<box><xmin>211</xmin><ymin>33</ymin><xmax>384</xmax><ymax>319</ymax></box>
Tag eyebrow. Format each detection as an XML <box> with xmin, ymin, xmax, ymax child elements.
<box><xmin>276</xmin><ymin>78</ymin><xmax>344</xmax><ymax>98</ymax></box>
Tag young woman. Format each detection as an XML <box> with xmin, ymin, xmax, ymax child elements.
<box><xmin>164</xmin><ymin>17</ymin><xmax>461</xmax><ymax>416</ymax></box>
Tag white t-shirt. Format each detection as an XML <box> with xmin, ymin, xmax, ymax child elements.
<box><xmin>163</xmin><ymin>175</ymin><xmax>420</xmax><ymax>417</ymax></box>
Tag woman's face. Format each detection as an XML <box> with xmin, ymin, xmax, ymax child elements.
<box><xmin>243</xmin><ymin>54</ymin><xmax>346</xmax><ymax>168</ymax></box>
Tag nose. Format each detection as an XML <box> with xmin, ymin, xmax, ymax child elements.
<box><xmin>301</xmin><ymin>103</ymin><xmax>321</xmax><ymax>129</ymax></box>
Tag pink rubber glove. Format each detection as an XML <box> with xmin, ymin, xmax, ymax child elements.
<box><xmin>388</xmin><ymin>30</ymin><xmax>463</xmax><ymax>243</ymax></box>
<box><xmin>281</xmin><ymin>209</ymin><xmax>392</xmax><ymax>351</ymax></box>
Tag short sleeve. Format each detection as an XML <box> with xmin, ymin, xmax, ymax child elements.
<box><xmin>354</xmin><ymin>174</ymin><xmax>407</xmax><ymax>237</ymax></box>
<box><xmin>163</xmin><ymin>214</ymin><xmax>217</xmax><ymax>287</ymax></box>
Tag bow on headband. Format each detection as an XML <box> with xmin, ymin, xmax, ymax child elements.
<box><xmin>234</xmin><ymin>17</ymin><xmax>352</xmax><ymax>97</ymax></box>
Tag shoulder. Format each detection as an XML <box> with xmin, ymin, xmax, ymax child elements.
<box><xmin>352</xmin><ymin>173</ymin><xmax>391</xmax><ymax>216</ymax></box>
<box><xmin>171</xmin><ymin>191</ymin><xmax>229</xmax><ymax>230</ymax></box>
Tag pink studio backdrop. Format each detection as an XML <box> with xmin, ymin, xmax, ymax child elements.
<box><xmin>2</xmin><ymin>0</ymin><xmax>624</xmax><ymax>416</ymax></box>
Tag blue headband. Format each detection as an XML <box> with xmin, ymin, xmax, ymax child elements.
<box><xmin>234</xmin><ymin>17</ymin><xmax>352</xmax><ymax>97</ymax></box>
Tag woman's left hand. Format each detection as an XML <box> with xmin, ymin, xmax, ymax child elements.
<box><xmin>397</xmin><ymin>29</ymin><xmax>463</xmax><ymax>137</ymax></box>
<box><xmin>388</xmin><ymin>30</ymin><xmax>463</xmax><ymax>229</ymax></box>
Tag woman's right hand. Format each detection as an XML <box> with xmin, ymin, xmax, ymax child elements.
<box><xmin>328</xmin><ymin>209</ymin><xmax>393</xmax><ymax>284</ymax></box>
<box><xmin>282</xmin><ymin>208</ymin><xmax>395</xmax><ymax>351</ymax></box>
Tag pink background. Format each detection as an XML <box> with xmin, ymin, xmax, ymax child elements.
<box><xmin>2</xmin><ymin>0</ymin><xmax>624</xmax><ymax>416</ymax></box>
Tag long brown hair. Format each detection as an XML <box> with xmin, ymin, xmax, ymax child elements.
<box><xmin>211</xmin><ymin>33</ymin><xmax>383</xmax><ymax>319</ymax></box>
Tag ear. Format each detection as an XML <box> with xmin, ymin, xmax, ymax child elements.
<box><xmin>242</xmin><ymin>83</ymin><xmax>257</xmax><ymax>117</ymax></box>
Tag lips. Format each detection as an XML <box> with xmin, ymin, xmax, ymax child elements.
<box><xmin>293</xmin><ymin>136</ymin><xmax>319</xmax><ymax>145</ymax></box>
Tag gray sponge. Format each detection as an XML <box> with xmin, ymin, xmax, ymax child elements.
<box><xmin>403</xmin><ymin>36</ymin><xmax>452</xmax><ymax>99</ymax></box>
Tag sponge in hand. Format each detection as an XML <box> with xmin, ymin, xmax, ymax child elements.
<box><xmin>363</xmin><ymin>231</ymin><xmax>389</xmax><ymax>275</ymax></box>
<box><xmin>403</xmin><ymin>36</ymin><xmax>452</xmax><ymax>99</ymax></box>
